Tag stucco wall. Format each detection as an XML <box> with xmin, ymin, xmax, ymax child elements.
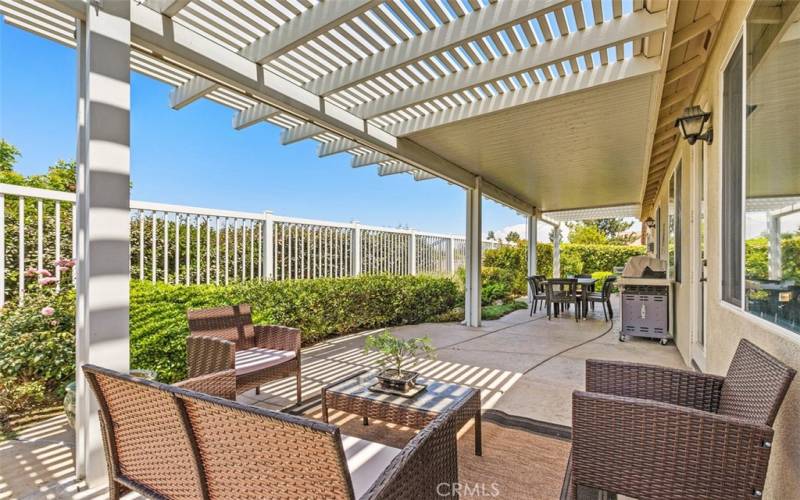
<box><xmin>651</xmin><ymin>1</ymin><xmax>800</xmax><ymax>497</ymax></box>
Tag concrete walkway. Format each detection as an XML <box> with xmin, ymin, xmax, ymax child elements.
<box><xmin>0</xmin><ymin>297</ymin><xmax>687</xmax><ymax>498</ymax></box>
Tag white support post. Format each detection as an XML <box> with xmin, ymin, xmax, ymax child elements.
<box><xmin>767</xmin><ymin>214</ymin><xmax>782</xmax><ymax>280</ymax></box>
<box><xmin>465</xmin><ymin>178</ymin><xmax>482</xmax><ymax>327</ymax></box>
<box><xmin>351</xmin><ymin>221</ymin><xmax>362</xmax><ymax>276</ymax></box>
<box><xmin>262</xmin><ymin>211</ymin><xmax>274</xmax><ymax>280</ymax></box>
<box><xmin>447</xmin><ymin>237</ymin><xmax>455</xmax><ymax>275</ymax></box>
<box><xmin>409</xmin><ymin>231</ymin><xmax>417</xmax><ymax>275</ymax></box>
<box><xmin>526</xmin><ymin>214</ymin><xmax>538</xmax><ymax>302</ymax></box>
<box><xmin>74</xmin><ymin>2</ymin><xmax>131</xmax><ymax>487</ymax></box>
<box><xmin>553</xmin><ymin>224</ymin><xmax>562</xmax><ymax>278</ymax></box>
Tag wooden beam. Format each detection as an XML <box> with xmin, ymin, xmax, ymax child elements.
<box><xmin>318</xmin><ymin>137</ymin><xmax>359</xmax><ymax>157</ymax></box>
<box><xmin>660</xmin><ymin>87</ymin><xmax>693</xmax><ymax>110</ymax></box>
<box><xmin>352</xmin><ymin>151</ymin><xmax>392</xmax><ymax>167</ymax></box>
<box><xmin>238</xmin><ymin>1</ymin><xmax>381</xmax><ymax>64</ymax></box>
<box><xmin>353</xmin><ymin>9</ymin><xmax>668</xmax><ymax>118</ymax></box>
<box><xmin>170</xmin><ymin>76</ymin><xmax>217</xmax><ymax>110</ymax></box>
<box><xmin>232</xmin><ymin>103</ymin><xmax>280</xmax><ymax>130</ymax></box>
<box><xmin>664</xmin><ymin>55</ymin><xmax>705</xmax><ymax>85</ymax></box>
<box><xmin>651</xmin><ymin>140</ymin><xmax>676</xmax><ymax>157</ymax></box>
<box><xmin>671</xmin><ymin>14</ymin><xmax>716</xmax><ymax>48</ymax></box>
<box><xmin>378</xmin><ymin>163</ymin><xmax>415</xmax><ymax>176</ymax></box>
<box><xmin>280</xmin><ymin>123</ymin><xmax>326</xmax><ymax>145</ymax></box>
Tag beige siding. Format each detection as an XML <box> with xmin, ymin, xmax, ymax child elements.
<box><xmin>651</xmin><ymin>1</ymin><xmax>800</xmax><ymax>497</ymax></box>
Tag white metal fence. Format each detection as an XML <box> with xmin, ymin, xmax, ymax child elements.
<box><xmin>1</xmin><ymin>183</ymin><xmax>497</xmax><ymax>306</ymax></box>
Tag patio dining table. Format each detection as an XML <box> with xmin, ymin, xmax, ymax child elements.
<box><xmin>546</xmin><ymin>277</ymin><xmax>598</xmax><ymax>319</ymax></box>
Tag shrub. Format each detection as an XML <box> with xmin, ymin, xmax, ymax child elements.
<box><xmin>483</xmin><ymin>242</ymin><xmax>644</xmax><ymax>293</ymax></box>
<box><xmin>130</xmin><ymin>275</ymin><xmax>460</xmax><ymax>382</ymax></box>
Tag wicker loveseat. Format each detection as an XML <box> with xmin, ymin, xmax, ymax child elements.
<box><xmin>187</xmin><ymin>304</ymin><xmax>301</xmax><ymax>401</ymax></box>
<box><xmin>565</xmin><ymin>339</ymin><xmax>795</xmax><ymax>499</ymax></box>
<box><xmin>83</xmin><ymin>365</ymin><xmax>463</xmax><ymax>499</ymax></box>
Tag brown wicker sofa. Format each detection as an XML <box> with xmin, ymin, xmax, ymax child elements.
<box><xmin>84</xmin><ymin>364</ymin><xmax>464</xmax><ymax>499</ymax></box>
<box><xmin>565</xmin><ymin>339</ymin><xmax>795</xmax><ymax>499</ymax></box>
<box><xmin>186</xmin><ymin>304</ymin><xmax>301</xmax><ymax>401</ymax></box>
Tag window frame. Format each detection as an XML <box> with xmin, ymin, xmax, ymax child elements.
<box><xmin>720</xmin><ymin>34</ymin><xmax>745</xmax><ymax>308</ymax></box>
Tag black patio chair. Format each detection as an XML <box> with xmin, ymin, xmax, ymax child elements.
<box><xmin>585</xmin><ymin>276</ymin><xmax>617</xmax><ymax>321</ymax></box>
<box><xmin>545</xmin><ymin>278</ymin><xmax>581</xmax><ymax>322</ymax></box>
<box><xmin>528</xmin><ymin>275</ymin><xmax>547</xmax><ymax>315</ymax></box>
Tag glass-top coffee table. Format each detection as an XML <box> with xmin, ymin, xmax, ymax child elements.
<box><xmin>321</xmin><ymin>370</ymin><xmax>482</xmax><ymax>455</ymax></box>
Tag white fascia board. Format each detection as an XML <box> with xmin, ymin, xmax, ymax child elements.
<box><xmin>281</xmin><ymin>122</ymin><xmax>326</xmax><ymax>145</ymax></box>
<box><xmin>233</xmin><ymin>103</ymin><xmax>280</xmax><ymax>130</ymax></box>
<box><xmin>305</xmin><ymin>0</ymin><xmax>573</xmax><ymax>96</ymax></box>
<box><xmin>170</xmin><ymin>75</ymin><xmax>218</xmax><ymax>109</ymax></box>
<box><xmin>238</xmin><ymin>0</ymin><xmax>380</xmax><ymax>64</ymax></box>
<box><xmin>387</xmin><ymin>56</ymin><xmax>661</xmax><ymax>136</ymax></box>
<box><xmin>352</xmin><ymin>9</ymin><xmax>668</xmax><ymax>119</ymax></box>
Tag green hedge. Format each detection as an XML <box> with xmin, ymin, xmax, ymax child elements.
<box><xmin>0</xmin><ymin>274</ymin><xmax>460</xmax><ymax>406</ymax></box>
<box><xmin>483</xmin><ymin>242</ymin><xmax>645</xmax><ymax>295</ymax></box>
<box><xmin>131</xmin><ymin>275</ymin><xmax>461</xmax><ymax>383</ymax></box>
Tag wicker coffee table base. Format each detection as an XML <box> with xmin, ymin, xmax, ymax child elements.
<box><xmin>322</xmin><ymin>375</ymin><xmax>482</xmax><ymax>456</ymax></box>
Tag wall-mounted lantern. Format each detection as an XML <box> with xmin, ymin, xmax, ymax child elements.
<box><xmin>675</xmin><ymin>106</ymin><xmax>713</xmax><ymax>145</ymax></box>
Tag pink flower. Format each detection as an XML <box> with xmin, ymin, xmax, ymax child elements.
<box><xmin>57</xmin><ymin>266</ymin><xmax>71</xmax><ymax>273</ymax></box>
<box><xmin>55</xmin><ymin>257</ymin><xmax>77</xmax><ymax>268</ymax></box>
<box><xmin>38</xmin><ymin>277</ymin><xmax>58</xmax><ymax>286</ymax></box>
<box><xmin>24</xmin><ymin>267</ymin><xmax>38</xmax><ymax>277</ymax></box>
<box><xmin>37</xmin><ymin>269</ymin><xmax>52</xmax><ymax>277</ymax></box>
<box><xmin>40</xmin><ymin>306</ymin><xmax>55</xmax><ymax>317</ymax></box>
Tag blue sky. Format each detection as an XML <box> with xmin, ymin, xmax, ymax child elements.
<box><xmin>0</xmin><ymin>20</ymin><xmax>524</xmax><ymax>237</ymax></box>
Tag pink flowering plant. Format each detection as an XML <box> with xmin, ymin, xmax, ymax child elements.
<box><xmin>0</xmin><ymin>261</ymin><xmax>76</xmax><ymax>417</ymax></box>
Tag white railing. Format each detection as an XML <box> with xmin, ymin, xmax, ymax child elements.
<box><xmin>1</xmin><ymin>183</ymin><xmax>499</xmax><ymax>306</ymax></box>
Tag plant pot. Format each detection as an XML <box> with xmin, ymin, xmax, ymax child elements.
<box><xmin>377</xmin><ymin>369</ymin><xmax>419</xmax><ymax>392</ymax></box>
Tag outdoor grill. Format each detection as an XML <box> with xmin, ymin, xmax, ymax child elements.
<box><xmin>617</xmin><ymin>256</ymin><xmax>673</xmax><ymax>345</ymax></box>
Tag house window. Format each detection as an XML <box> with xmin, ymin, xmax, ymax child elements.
<box><xmin>668</xmin><ymin>163</ymin><xmax>682</xmax><ymax>282</ymax></box>
<box><xmin>722</xmin><ymin>39</ymin><xmax>744</xmax><ymax>307</ymax></box>
<box><xmin>742</xmin><ymin>8</ymin><xmax>800</xmax><ymax>333</ymax></box>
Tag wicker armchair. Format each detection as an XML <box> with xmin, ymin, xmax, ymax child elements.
<box><xmin>187</xmin><ymin>304</ymin><xmax>302</xmax><ymax>401</ymax></box>
<box><xmin>565</xmin><ymin>339</ymin><xmax>795</xmax><ymax>499</ymax></box>
<box><xmin>83</xmin><ymin>365</ymin><xmax>462</xmax><ymax>500</ymax></box>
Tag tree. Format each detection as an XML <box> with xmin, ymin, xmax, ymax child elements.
<box><xmin>487</xmin><ymin>230</ymin><xmax>496</xmax><ymax>241</ymax></box>
<box><xmin>565</xmin><ymin>218</ymin><xmax>638</xmax><ymax>245</ymax></box>
<box><xmin>567</xmin><ymin>224</ymin><xmax>607</xmax><ymax>245</ymax></box>
<box><xmin>505</xmin><ymin>231</ymin><xmax>520</xmax><ymax>243</ymax></box>
<box><xmin>0</xmin><ymin>140</ymin><xmax>20</xmax><ymax>173</ymax></box>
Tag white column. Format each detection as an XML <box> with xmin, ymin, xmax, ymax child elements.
<box><xmin>74</xmin><ymin>2</ymin><xmax>131</xmax><ymax>486</ymax></box>
<box><xmin>767</xmin><ymin>214</ymin><xmax>782</xmax><ymax>280</ymax></box>
<box><xmin>351</xmin><ymin>221</ymin><xmax>361</xmax><ymax>275</ymax></box>
<box><xmin>447</xmin><ymin>237</ymin><xmax>455</xmax><ymax>275</ymax></box>
<box><xmin>409</xmin><ymin>231</ymin><xmax>417</xmax><ymax>275</ymax></box>
<box><xmin>526</xmin><ymin>214</ymin><xmax>538</xmax><ymax>302</ymax></box>
<box><xmin>464</xmin><ymin>178</ymin><xmax>482</xmax><ymax>327</ymax></box>
<box><xmin>262</xmin><ymin>211</ymin><xmax>274</xmax><ymax>280</ymax></box>
<box><xmin>553</xmin><ymin>223</ymin><xmax>562</xmax><ymax>278</ymax></box>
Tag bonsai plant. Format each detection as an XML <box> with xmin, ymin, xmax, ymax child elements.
<box><xmin>364</xmin><ymin>330</ymin><xmax>435</xmax><ymax>392</ymax></box>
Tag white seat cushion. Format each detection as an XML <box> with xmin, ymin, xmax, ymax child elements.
<box><xmin>342</xmin><ymin>435</ymin><xmax>401</xmax><ymax>499</ymax></box>
<box><xmin>234</xmin><ymin>347</ymin><xmax>295</xmax><ymax>376</ymax></box>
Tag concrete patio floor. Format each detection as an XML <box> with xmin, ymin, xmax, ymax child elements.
<box><xmin>249</xmin><ymin>296</ymin><xmax>687</xmax><ymax>427</ymax></box>
<box><xmin>0</xmin><ymin>296</ymin><xmax>687</xmax><ymax>499</ymax></box>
